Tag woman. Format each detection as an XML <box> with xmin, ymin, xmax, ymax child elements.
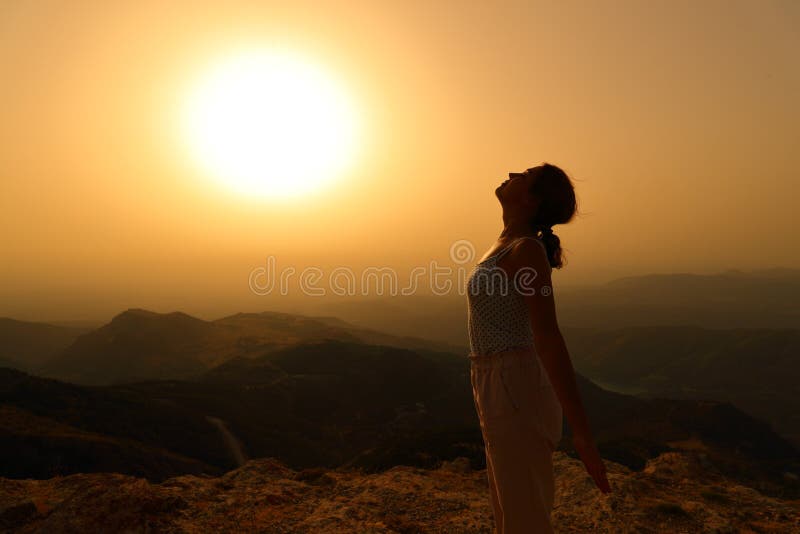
<box><xmin>466</xmin><ymin>163</ymin><xmax>611</xmax><ymax>533</ymax></box>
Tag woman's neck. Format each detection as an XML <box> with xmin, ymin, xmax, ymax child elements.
<box><xmin>499</xmin><ymin>213</ymin><xmax>533</xmax><ymax>240</ymax></box>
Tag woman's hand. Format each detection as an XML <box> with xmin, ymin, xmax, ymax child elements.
<box><xmin>572</xmin><ymin>432</ymin><xmax>611</xmax><ymax>493</ymax></box>
<box><xmin>507</xmin><ymin>237</ymin><xmax>612</xmax><ymax>495</ymax></box>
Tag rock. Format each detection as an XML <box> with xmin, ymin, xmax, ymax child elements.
<box><xmin>0</xmin><ymin>450</ymin><xmax>798</xmax><ymax>532</ymax></box>
<box><xmin>294</xmin><ymin>467</ymin><xmax>337</xmax><ymax>486</ymax></box>
<box><xmin>440</xmin><ymin>457</ymin><xmax>472</xmax><ymax>474</ymax></box>
<box><xmin>0</xmin><ymin>500</ymin><xmax>39</xmax><ymax>529</ymax></box>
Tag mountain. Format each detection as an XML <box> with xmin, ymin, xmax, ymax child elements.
<box><xmin>36</xmin><ymin>308</ymin><xmax>466</xmax><ymax>386</ymax></box>
<box><xmin>3</xmin><ymin>340</ymin><xmax>797</xmax><ymax>498</ymax></box>
<box><xmin>293</xmin><ymin>268</ymin><xmax>800</xmax><ymax>346</ymax></box>
<box><xmin>559</xmin><ymin>269</ymin><xmax>800</xmax><ymax>330</ymax></box>
<box><xmin>565</xmin><ymin>325</ymin><xmax>800</xmax><ymax>447</ymax></box>
<box><xmin>24</xmin><ymin>267</ymin><xmax>800</xmax><ymax>385</ymax></box>
<box><xmin>569</xmin><ymin>373</ymin><xmax>798</xmax><ymax>492</ymax></box>
<box><xmin>1</xmin><ymin>451</ymin><xmax>798</xmax><ymax>533</ymax></box>
<box><xmin>0</xmin><ymin>318</ymin><xmax>89</xmax><ymax>372</ymax></box>
<box><xmin>37</xmin><ymin>309</ymin><xmax>217</xmax><ymax>385</ymax></box>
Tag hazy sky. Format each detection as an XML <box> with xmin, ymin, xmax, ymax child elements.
<box><xmin>1</xmin><ymin>0</ymin><xmax>798</xmax><ymax>321</ymax></box>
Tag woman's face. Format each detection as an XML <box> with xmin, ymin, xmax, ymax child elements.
<box><xmin>495</xmin><ymin>167</ymin><xmax>540</xmax><ymax>205</ymax></box>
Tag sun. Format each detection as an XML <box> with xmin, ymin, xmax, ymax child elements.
<box><xmin>180</xmin><ymin>49</ymin><xmax>361</xmax><ymax>199</ymax></box>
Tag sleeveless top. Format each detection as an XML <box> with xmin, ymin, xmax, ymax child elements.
<box><xmin>466</xmin><ymin>236</ymin><xmax>551</xmax><ymax>357</ymax></box>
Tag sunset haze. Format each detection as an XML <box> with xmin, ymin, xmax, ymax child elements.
<box><xmin>2</xmin><ymin>0</ymin><xmax>798</xmax><ymax>321</ymax></box>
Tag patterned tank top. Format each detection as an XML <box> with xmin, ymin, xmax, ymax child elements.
<box><xmin>466</xmin><ymin>236</ymin><xmax>551</xmax><ymax>357</ymax></box>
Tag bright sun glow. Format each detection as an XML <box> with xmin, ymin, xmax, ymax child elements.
<box><xmin>180</xmin><ymin>49</ymin><xmax>361</xmax><ymax>199</ymax></box>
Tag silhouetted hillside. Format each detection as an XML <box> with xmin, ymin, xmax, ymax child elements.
<box><xmin>565</xmin><ymin>325</ymin><xmax>800</xmax><ymax>447</ymax></box>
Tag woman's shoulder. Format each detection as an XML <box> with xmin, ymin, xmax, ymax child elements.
<box><xmin>512</xmin><ymin>235</ymin><xmax>548</xmax><ymax>255</ymax></box>
<box><xmin>504</xmin><ymin>236</ymin><xmax>551</xmax><ymax>272</ymax></box>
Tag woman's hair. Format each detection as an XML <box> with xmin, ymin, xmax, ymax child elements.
<box><xmin>527</xmin><ymin>162</ymin><xmax>578</xmax><ymax>269</ymax></box>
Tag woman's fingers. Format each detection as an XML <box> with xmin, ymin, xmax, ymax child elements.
<box><xmin>589</xmin><ymin>460</ymin><xmax>611</xmax><ymax>493</ymax></box>
<box><xmin>573</xmin><ymin>434</ymin><xmax>612</xmax><ymax>493</ymax></box>
<box><xmin>581</xmin><ymin>452</ymin><xmax>611</xmax><ymax>493</ymax></box>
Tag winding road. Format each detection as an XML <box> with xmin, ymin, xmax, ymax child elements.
<box><xmin>205</xmin><ymin>415</ymin><xmax>249</xmax><ymax>467</ymax></box>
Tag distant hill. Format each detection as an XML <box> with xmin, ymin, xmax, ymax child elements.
<box><xmin>294</xmin><ymin>294</ymin><xmax>472</xmax><ymax>354</ymax></box>
<box><xmin>560</xmin><ymin>269</ymin><xmax>800</xmax><ymax>330</ymax></box>
<box><xmin>18</xmin><ymin>268</ymin><xmax>799</xmax><ymax>383</ymax></box>
<box><xmin>565</xmin><ymin>325</ymin><xmax>800</xmax><ymax>448</ymax></box>
<box><xmin>2</xmin><ymin>340</ymin><xmax>797</xmax><ymax>497</ymax></box>
<box><xmin>0</xmin><ymin>318</ymin><xmax>89</xmax><ymax>372</ymax></box>
<box><xmin>293</xmin><ymin>268</ymin><xmax>800</xmax><ymax>346</ymax></box>
<box><xmin>36</xmin><ymin>309</ymin><xmax>218</xmax><ymax>385</ymax></box>
<box><xmin>36</xmin><ymin>308</ymin><xmax>466</xmax><ymax>386</ymax></box>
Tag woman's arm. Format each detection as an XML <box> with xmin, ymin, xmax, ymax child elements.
<box><xmin>502</xmin><ymin>239</ymin><xmax>611</xmax><ymax>493</ymax></box>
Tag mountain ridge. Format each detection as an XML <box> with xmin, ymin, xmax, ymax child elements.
<box><xmin>32</xmin><ymin>308</ymin><xmax>467</xmax><ymax>386</ymax></box>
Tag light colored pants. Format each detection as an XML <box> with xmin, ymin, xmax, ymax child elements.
<box><xmin>469</xmin><ymin>346</ymin><xmax>563</xmax><ymax>534</ymax></box>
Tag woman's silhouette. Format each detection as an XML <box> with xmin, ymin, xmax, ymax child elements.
<box><xmin>466</xmin><ymin>163</ymin><xmax>610</xmax><ymax>533</ymax></box>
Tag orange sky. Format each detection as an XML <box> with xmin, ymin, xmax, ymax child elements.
<box><xmin>1</xmin><ymin>0</ymin><xmax>798</xmax><ymax>321</ymax></box>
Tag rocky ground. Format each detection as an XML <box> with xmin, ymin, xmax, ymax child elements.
<box><xmin>1</xmin><ymin>450</ymin><xmax>798</xmax><ymax>533</ymax></box>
